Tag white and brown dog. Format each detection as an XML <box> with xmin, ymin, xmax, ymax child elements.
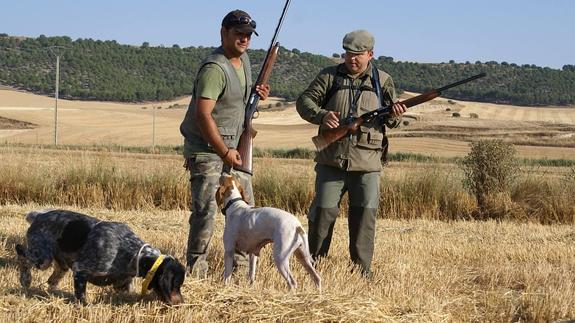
<box><xmin>216</xmin><ymin>174</ymin><xmax>321</xmax><ymax>291</ymax></box>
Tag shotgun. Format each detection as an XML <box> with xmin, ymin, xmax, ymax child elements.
<box><xmin>234</xmin><ymin>0</ymin><xmax>292</xmax><ymax>175</ymax></box>
<box><xmin>311</xmin><ymin>72</ymin><xmax>487</xmax><ymax>151</ymax></box>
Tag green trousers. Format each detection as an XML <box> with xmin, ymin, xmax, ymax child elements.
<box><xmin>307</xmin><ymin>163</ymin><xmax>380</xmax><ymax>275</ymax></box>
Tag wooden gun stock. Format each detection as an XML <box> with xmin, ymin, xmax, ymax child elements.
<box><xmin>259</xmin><ymin>45</ymin><xmax>279</xmax><ymax>85</ymax></box>
<box><xmin>234</xmin><ymin>126</ymin><xmax>258</xmax><ymax>174</ymax></box>
<box><xmin>311</xmin><ymin>72</ymin><xmax>486</xmax><ymax>151</ymax></box>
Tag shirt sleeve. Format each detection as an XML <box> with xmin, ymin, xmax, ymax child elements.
<box><xmin>296</xmin><ymin>69</ymin><xmax>332</xmax><ymax>125</ymax></box>
<box><xmin>381</xmin><ymin>77</ymin><xmax>402</xmax><ymax>129</ymax></box>
<box><xmin>195</xmin><ymin>63</ymin><xmax>225</xmax><ymax>101</ymax></box>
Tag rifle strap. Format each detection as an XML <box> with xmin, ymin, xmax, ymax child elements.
<box><xmin>372</xmin><ymin>63</ymin><xmax>383</xmax><ymax>108</ymax></box>
<box><xmin>370</xmin><ymin>63</ymin><xmax>391</xmax><ymax>163</ymax></box>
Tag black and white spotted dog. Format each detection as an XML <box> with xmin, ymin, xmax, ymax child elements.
<box><xmin>16</xmin><ymin>209</ymin><xmax>185</xmax><ymax>305</ymax></box>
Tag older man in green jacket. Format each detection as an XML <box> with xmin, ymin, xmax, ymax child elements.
<box><xmin>297</xmin><ymin>30</ymin><xmax>406</xmax><ymax>277</ymax></box>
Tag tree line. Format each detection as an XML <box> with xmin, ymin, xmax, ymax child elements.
<box><xmin>1</xmin><ymin>34</ymin><xmax>574</xmax><ymax>106</ymax></box>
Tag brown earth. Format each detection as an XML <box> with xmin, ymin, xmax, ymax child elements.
<box><xmin>1</xmin><ymin>89</ymin><xmax>575</xmax><ymax>159</ymax></box>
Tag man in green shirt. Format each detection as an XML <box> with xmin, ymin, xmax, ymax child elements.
<box><xmin>180</xmin><ymin>9</ymin><xmax>270</xmax><ymax>277</ymax></box>
<box><xmin>296</xmin><ymin>30</ymin><xmax>406</xmax><ymax>277</ymax></box>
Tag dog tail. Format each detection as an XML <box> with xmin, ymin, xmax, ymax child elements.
<box><xmin>25</xmin><ymin>208</ymin><xmax>56</xmax><ymax>223</ymax></box>
<box><xmin>295</xmin><ymin>226</ymin><xmax>311</xmax><ymax>254</ymax></box>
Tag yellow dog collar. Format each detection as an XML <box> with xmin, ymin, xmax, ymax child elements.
<box><xmin>141</xmin><ymin>254</ymin><xmax>165</xmax><ymax>295</ymax></box>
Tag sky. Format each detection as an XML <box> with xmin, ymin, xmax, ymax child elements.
<box><xmin>1</xmin><ymin>0</ymin><xmax>573</xmax><ymax>69</ymax></box>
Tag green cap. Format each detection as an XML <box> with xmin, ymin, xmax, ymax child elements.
<box><xmin>342</xmin><ymin>30</ymin><xmax>374</xmax><ymax>54</ymax></box>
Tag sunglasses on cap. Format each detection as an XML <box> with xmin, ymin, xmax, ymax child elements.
<box><xmin>228</xmin><ymin>16</ymin><xmax>257</xmax><ymax>29</ymax></box>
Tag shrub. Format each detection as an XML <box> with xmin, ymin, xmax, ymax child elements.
<box><xmin>402</xmin><ymin>120</ymin><xmax>410</xmax><ymax>126</ymax></box>
<box><xmin>445</xmin><ymin>107</ymin><xmax>451</xmax><ymax>112</ymax></box>
<box><xmin>452</xmin><ymin>112</ymin><xmax>461</xmax><ymax>117</ymax></box>
<box><xmin>469</xmin><ymin>113</ymin><xmax>479</xmax><ymax>119</ymax></box>
<box><xmin>461</xmin><ymin>140</ymin><xmax>519</xmax><ymax>216</ymax></box>
<box><xmin>448</xmin><ymin>100</ymin><xmax>456</xmax><ymax>105</ymax></box>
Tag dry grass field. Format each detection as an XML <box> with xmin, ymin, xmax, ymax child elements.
<box><xmin>1</xmin><ymin>89</ymin><xmax>575</xmax><ymax>159</ymax></box>
<box><xmin>1</xmin><ymin>203</ymin><xmax>574</xmax><ymax>322</ymax></box>
<box><xmin>0</xmin><ymin>146</ymin><xmax>573</xmax><ymax>321</ymax></box>
<box><xmin>1</xmin><ymin>89</ymin><xmax>575</xmax><ymax>321</ymax></box>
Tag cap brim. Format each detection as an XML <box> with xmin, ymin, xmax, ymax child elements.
<box><xmin>344</xmin><ymin>47</ymin><xmax>368</xmax><ymax>54</ymax></box>
<box><xmin>235</xmin><ymin>25</ymin><xmax>258</xmax><ymax>36</ymax></box>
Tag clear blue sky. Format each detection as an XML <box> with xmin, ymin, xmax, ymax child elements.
<box><xmin>1</xmin><ymin>0</ymin><xmax>573</xmax><ymax>69</ymax></box>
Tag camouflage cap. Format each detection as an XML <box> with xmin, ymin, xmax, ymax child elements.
<box><xmin>342</xmin><ymin>30</ymin><xmax>374</xmax><ymax>54</ymax></box>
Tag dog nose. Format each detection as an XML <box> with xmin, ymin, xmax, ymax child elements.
<box><xmin>167</xmin><ymin>291</ymin><xmax>183</xmax><ymax>305</ymax></box>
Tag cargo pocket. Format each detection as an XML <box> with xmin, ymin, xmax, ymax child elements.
<box><xmin>355</xmin><ymin>126</ymin><xmax>384</xmax><ymax>150</ymax></box>
<box><xmin>218</xmin><ymin>126</ymin><xmax>237</xmax><ymax>148</ymax></box>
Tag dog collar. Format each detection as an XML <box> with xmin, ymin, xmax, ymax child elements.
<box><xmin>222</xmin><ymin>197</ymin><xmax>243</xmax><ymax>216</ymax></box>
<box><xmin>135</xmin><ymin>243</ymin><xmax>150</xmax><ymax>277</ymax></box>
<box><xmin>141</xmin><ymin>254</ymin><xmax>165</xmax><ymax>295</ymax></box>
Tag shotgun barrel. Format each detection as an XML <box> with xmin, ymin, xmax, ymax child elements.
<box><xmin>234</xmin><ymin>0</ymin><xmax>292</xmax><ymax>174</ymax></box>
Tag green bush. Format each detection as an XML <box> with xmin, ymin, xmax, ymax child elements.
<box><xmin>461</xmin><ymin>140</ymin><xmax>519</xmax><ymax>216</ymax></box>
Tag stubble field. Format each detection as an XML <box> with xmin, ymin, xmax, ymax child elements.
<box><xmin>1</xmin><ymin>201</ymin><xmax>574</xmax><ymax>322</ymax></box>
<box><xmin>1</xmin><ymin>89</ymin><xmax>575</xmax><ymax>321</ymax></box>
<box><xmin>1</xmin><ymin>89</ymin><xmax>575</xmax><ymax>159</ymax></box>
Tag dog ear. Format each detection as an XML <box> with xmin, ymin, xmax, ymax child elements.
<box><xmin>235</xmin><ymin>179</ymin><xmax>250</xmax><ymax>204</ymax></box>
<box><xmin>152</xmin><ymin>258</ymin><xmax>185</xmax><ymax>305</ymax></box>
<box><xmin>215</xmin><ymin>186</ymin><xmax>224</xmax><ymax>206</ymax></box>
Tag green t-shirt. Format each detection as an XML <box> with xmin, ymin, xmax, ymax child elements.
<box><xmin>196</xmin><ymin>62</ymin><xmax>246</xmax><ymax>100</ymax></box>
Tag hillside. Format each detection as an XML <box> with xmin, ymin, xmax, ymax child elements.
<box><xmin>1</xmin><ymin>34</ymin><xmax>575</xmax><ymax>105</ymax></box>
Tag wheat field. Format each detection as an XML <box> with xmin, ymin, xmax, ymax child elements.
<box><xmin>0</xmin><ymin>147</ymin><xmax>573</xmax><ymax>322</ymax></box>
<box><xmin>1</xmin><ymin>89</ymin><xmax>575</xmax><ymax>321</ymax></box>
<box><xmin>1</xmin><ymin>202</ymin><xmax>574</xmax><ymax>322</ymax></box>
<box><xmin>2</xmin><ymin>89</ymin><xmax>575</xmax><ymax>159</ymax></box>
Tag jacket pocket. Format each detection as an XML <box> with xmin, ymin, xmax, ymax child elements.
<box><xmin>355</xmin><ymin>125</ymin><xmax>384</xmax><ymax>150</ymax></box>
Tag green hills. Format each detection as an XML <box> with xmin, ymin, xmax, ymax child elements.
<box><xmin>1</xmin><ymin>34</ymin><xmax>574</xmax><ymax>106</ymax></box>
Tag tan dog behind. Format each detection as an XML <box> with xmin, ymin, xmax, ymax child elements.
<box><xmin>216</xmin><ymin>175</ymin><xmax>321</xmax><ymax>290</ymax></box>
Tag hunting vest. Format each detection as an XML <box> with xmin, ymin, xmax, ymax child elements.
<box><xmin>180</xmin><ymin>47</ymin><xmax>252</xmax><ymax>155</ymax></box>
<box><xmin>316</xmin><ymin>62</ymin><xmax>392</xmax><ymax>172</ymax></box>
